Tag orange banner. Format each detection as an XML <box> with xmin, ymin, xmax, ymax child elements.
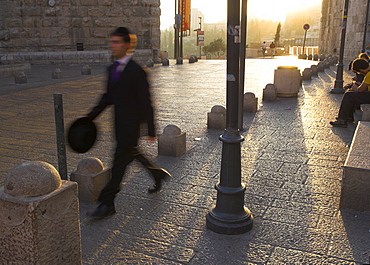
<box><xmin>179</xmin><ymin>0</ymin><xmax>191</xmax><ymax>31</ymax></box>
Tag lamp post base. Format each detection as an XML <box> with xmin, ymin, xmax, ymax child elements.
<box><xmin>206</xmin><ymin>205</ymin><xmax>253</xmax><ymax>235</ymax></box>
<box><xmin>331</xmin><ymin>80</ymin><xmax>345</xmax><ymax>94</ymax></box>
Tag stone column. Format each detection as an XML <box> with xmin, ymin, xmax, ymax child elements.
<box><xmin>70</xmin><ymin>157</ymin><xmax>111</xmax><ymax>204</ymax></box>
<box><xmin>0</xmin><ymin>161</ymin><xmax>82</xmax><ymax>264</ymax></box>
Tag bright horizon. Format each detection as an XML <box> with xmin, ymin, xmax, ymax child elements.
<box><xmin>160</xmin><ymin>0</ymin><xmax>322</xmax><ymax>29</ymax></box>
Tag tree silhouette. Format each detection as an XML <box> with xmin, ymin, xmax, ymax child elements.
<box><xmin>275</xmin><ymin>22</ymin><xmax>281</xmax><ymax>47</ymax></box>
<box><xmin>203</xmin><ymin>38</ymin><xmax>226</xmax><ymax>57</ymax></box>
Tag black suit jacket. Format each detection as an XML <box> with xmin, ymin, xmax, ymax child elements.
<box><xmin>87</xmin><ymin>59</ymin><xmax>155</xmax><ymax>146</ymax></box>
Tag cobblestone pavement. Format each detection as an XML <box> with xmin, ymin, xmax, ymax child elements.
<box><xmin>1</xmin><ymin>57</ymin><xmax>370</xmax><ymax>264</ymax></box>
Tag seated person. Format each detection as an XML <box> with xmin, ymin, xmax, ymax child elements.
<box><xmin>344</xmin><ymin>53</ymin><xmax>369</xmax><ymax>90</ymax></box>
<box><xmin>330</xmin><ymin>58</ymin><xmax>370</xmax><ymax>128</ymax></box>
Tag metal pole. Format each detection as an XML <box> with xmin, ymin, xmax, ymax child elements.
<box><xmin>331</xmin><ymin>0</ymin><xmax>350</xmax><ymax>94</ymax></box>
<box><xmin>174</xmin><ymin>0</ymin><xmax>179</xmax><ymax>59</ymax></box>
<box><xmin>53</xmin><ymin>93</ymin><xmax>68</xmax><ymax>180</ymax></box>
<box><xmin>302</xmin><ymin>30</ymin><xmax>307</xmax><ymax>55</ymax></box>
<box><xmin>362</xmin><ymin>0</ymin><xmax>370</xmax><ymax>52</ymax></box>
<box><xmin>238</xmin><ymin>0</ymin><xmax>247</xmax><ymax>131</ymax></box>
<box><xmin>206</xmin><ymin>0</ymin><xmax>253</xmax><ymax>235</ymax></box>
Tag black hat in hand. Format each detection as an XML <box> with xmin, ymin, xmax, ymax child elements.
<box><xmin>67</xmin><ymin>117</ymin><xmax>97</xmax><ymax>153</ymax></box>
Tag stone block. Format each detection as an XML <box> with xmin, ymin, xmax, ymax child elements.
<box><xmin>317</xmin><ymin>62</ymin><xmax>325</xmax><ymax>72</ymax></box>
<box><xmin>340</xmin><ymin>121</ymin><xmax>370</xmax><ymax>212</ymax></box>
<box><xmin>302</xmin><ymin>68</ymin><xmax>312</xmax><ymax>80</ymax></box>
<box><xmin>319</xmin><ymin>54</ymin><xmax>326</xmax><ymax>61</ymax></box>
<box><xmin>313</xmin><ymin>54</ymin><xmax>319</xmax><ymax>61</ymax></box>
<box><xmin>52</xmin><ymin>68</ymin><xmax>62</xmax><ymax>79</ymax></box>
<box><xmin>361</xmin><ymin>104</ymin><xmax>370</xmax><ymax>121</ymax></box>
<box><xmin>310</xmin><ymin>65</ymin><xmax>318</xmax><ymax>76</ymax></box>
<box><xmin>14</xmin><ymin>72</ymin><xmax>27</xmax><ymax>84</ymax></box>
<box><xmin>146</xmin><ymin>59</ymin><xmax>154</xmax><ymax>67</ymax></box>
<box><xmin>243</xmin><ymin>92</ymin><xmax>258</xmax><ymax>113</ymax></box>
<box><xmin>274</xmin><ymin>66</ymin><xmax>301</xmax><ymax>98</ymax></box>
<box><xmin>263</xmin><ymin>83</ymin><xmax>277</xmax><ymax>101</ymax></box>
<box><xmin>70</xmin><ymin>157</ymin><xmax>110</xmax><ymax>204</ymax></box>
<box><xmin>189</xmin><ymin>56</ymin><xmax>196</xmax><ymax>63</ymax></box>
<box><xmin>162</xmin><ymin>58</ymin><xmax>169</xmax><ymax>66</ymax></box>
<box><xmin>308</xmin><ymin>54</ymin><xmax>313</xmax><ymax>60</ymax></box>
<box><xmin>81</xmin><ymin>65</ymin><xmax>91</xmax><ymax>75</ymax></box>
<box><xmin>176</xmin><ymin>57</ymin><xmax>183</xmax><ymax>65</ymax></box>
<box><xmin>207</xmin><ymin>105</ymin><xmax>226</xmax><ymax>130</ymax></box>
<box><xmin>158</xmin><ymin>125</ymin><xmax>186</xmax><ymax>157</ymax></box>
<box><xmin>0</xmin><ymin>161</ymin><xmax>82</xmax><ymax>264</ymax></box>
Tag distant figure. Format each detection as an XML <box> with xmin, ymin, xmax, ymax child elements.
<box><xmin>270</xmin><ymin>42</ymin><xmax>276</xmax><ymax>57</ymax></box>
<box><xmin>261</xmin><ymin>41</ymin><xmax>267</xmax><ymax>57</ymax></box>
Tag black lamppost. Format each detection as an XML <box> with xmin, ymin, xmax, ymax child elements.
<box><xmin>206</xmin><ymin>0</ymin><xmax>253</xmax><ymax>235</ymax></box>
<box><xmin>331</xmin><ymin>0</ymin><xmax>350</xmax><ymax>94</ymax></box>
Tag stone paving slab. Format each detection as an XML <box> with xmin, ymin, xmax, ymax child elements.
<box><xmin>0</xmin><ymin>57</ymin><xmax>370</xmax><ymax>264</ymax></box>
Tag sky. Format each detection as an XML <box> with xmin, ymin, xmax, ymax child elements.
<box><xmin>160</xmin><ymin>0</ymin><xmax>323</xmax><ymax>29</ymax></box>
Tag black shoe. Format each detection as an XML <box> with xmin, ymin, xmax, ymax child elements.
<box><xmin>148</xmin><ymin>168</ymin><xmax>171</xmax><ymax>193</ymax></box>
<box><xmin>330</xmin><ymin>119</ymin><xmax>348</xmax><ymax>128</ymax></box>
<box><xmin>87</xmin><ymin>203</ymin><xmax>116</xmax><ymax>219</ymax></box>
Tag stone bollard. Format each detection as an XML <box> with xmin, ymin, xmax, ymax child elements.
<box><xmin>274</xmin><ymin>66</ymin><xmax>301</xmax><ymax>97</ymax></box>
<box><xmin>146</xmin><ymin>59</ymin><xmax>154</xmax><ymax>67</ymax></box>
<box><xmin>332</xmin><ymin>55</ymin><xmax>338</xmax><ymax>64</ymax></box>
<box><xmin>298</xmin><ymin>54</ymin><xmax>307</xmax><ymax>59</ymax></box>
<box><xmin>189</xmin><ymin>56</ymin><xmax>196</xmax><ymax>63</ymax></box>
<box><xmin>194</xmin><ymin>56</ymin><xmax>198</xmax><ymax>62</ymax></box>
<box><xmin>243</xmin><ymin>92</ymin><xmax>258</xmax><ymax>113</ymax></box>
<box><xmin>302</xmin><ymin>68</ymin><xmax>312</xmax><ymax>80</ymax></box>
<box><xmin>176</xmin><ymin>57</ymin><xmax>183</xmax><ymax>65</ymax></box>
<box><xmin>313</xmin><ymin>54</ymin><xmax>319</xmax><ymax>61</ymax></box>
<box><xmin>308</xmin><ymin>54</ymin><xmax>313</xmax><ymax>60</ymax></box>
<box><xmin>207</xmin><ymin>105</ymin><xmax>226</xmax><ymax>130</ymax></box>
<box><xmin>15</xmin><ymin>72</ymin><xmax>27</xmax><ymax>84</ymax></box>
<box><xmin>70</xmin><ymin>157</ymin><xmax>111</xmax><ymax>204</ymax></box>
<box><xmin>263</xmin><ymin>83</ymin><xmax>277</xmax><ymax>101</ymax></box>
<box><xmin>319</xmin><ymin>54</ymin><xmax>326</xmax><ymax>61</ymax></box>
<box><xmin>81</xmin><ymin>65</ymin><xmax>91</xmax><ymax>75</ymax></box>
<box><xmin>310</xmin><ymin>65</ymin><xmax>318</xmax><ymax>76</ymax></box>
<box><xmin>162</xmin><ymin>58</ymin><xmax>170</xmax><ymax>66</ymax></box>
<box><xmin>0</xmin><ymin>161</ymin><xmax>82</xmax><ymax>264</ymax></box>
<box><xmin>317</xmin><ymin>62</ymin><xmax>325</xmax><ymax>72</ymax></box>
<box><xmin>52</xmin><ymin>68</ymin><xmax>62</xmax><ymax>79</ymax></box>
<box><xmin>158</xmin><ymin>125</ymin><xmax>186</xmax><ymax>157</ymax></box>
<box><xmin>323</xmin><ymin>59</ymin><xmax>330</xmax><ymax>68</ymax></box>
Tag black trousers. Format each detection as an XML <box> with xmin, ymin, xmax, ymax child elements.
<box><xmin>338</xmin><ymin>91</ymin><xmax>370</xmax><ymax>120</ymax></box>
<box><xmin>98</xmin><ymin>143</ymin><xmax>158</xmax><ymax>205</ymax></box>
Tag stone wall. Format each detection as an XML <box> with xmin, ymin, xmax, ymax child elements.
<box><xmin>319</xmin><ymin>0</ymin><xmax>370</xmax><ymax>62</ymax></box>
<box><xmin>0</xmin><ymin>0</ymin><xmax>161</xmax><ymax>64</ymax></box>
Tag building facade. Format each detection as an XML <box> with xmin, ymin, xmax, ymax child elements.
<box><xmin>319</xmin><ymin>0</ymin><xmax>370</xmax><ymax>62</ymax></box>
<box><xmin>0</xmin><ymin>0</ymin><xmax>161</xmax><ymax>64</ymax></box>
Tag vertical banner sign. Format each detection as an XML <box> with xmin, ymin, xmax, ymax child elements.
<box><xmin>197</xmin><ymin>31</ymin><xmax>204</xmax><ymax>46</ymax></box>
<box><xmin>179</xmin><ymin>0</ymin><xmax>191</xmax><ymax>31</ymax></box>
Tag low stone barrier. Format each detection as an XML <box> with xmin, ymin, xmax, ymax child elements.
<box><xmin>52</xmin><ymin>68</ymin><xmax>62</xmax><ymax>79</ymax></box>
<box><xmin>207</xmin><ymin>105</ymin><xmax>226</xmax><ymax>130</ymax></box>
<box><xmin>243</xmin><ymin>92</ymin><xmax>258</xmax><ymax>112</ymax></box>
<box><xmin>263</xmin><ymin>84</ymin><xmax>277</xmax><ymax>101</ymax></box>
<box><xmin>0</xmin><ymin>63</ymin><xmax>31</xmax><ymax>77</ymax></box>
<box><xmin>158</xmin><ymin>125</ymin><xmax>186</xmax><ymax>157</ymax></box>
<box><xmin>302</xmin><ymin>68</ymin><xmax>312</xmax><ymax>80</ymax></box>
<box><xmin>70</xmin><ymin>157</ymin><xmax>111</xmax><ymax>204</ymax></box>
<box><xmin>274</xmin><ymin>66</ymin><xmax>301</xmax><ymax>97</ymax></box>
<box><xmin>15</xmin><ymin>72</ymin><xmax>27</xmax><ymax>84</ymax></box>
<box><xmin>0</xmin><ymin>161</ymin><xmax>82</xmax><ymax>264</ymax></box>
<box><xmin>310</xmin><ymin>65</ymin><xmax>318</xmax><ymax>76</ymax></box>
<box><xmin>176</xmin><ymin>57</ymin><xmax>183</xmax><ymax>65</ymax></box>
<box><xmin>340</xmin><ymin>121</ymin><xmax>370</xmax><ymax>212</ymax></box>
<box><xmin>162</xmin><ymin>58</ymin><xmax>170</xmax><ymax>66</ymax></box>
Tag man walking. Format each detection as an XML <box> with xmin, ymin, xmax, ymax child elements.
<box><xmin>86</xmin><ymin>27</ymin><xmax>170</xmax><ymax>219</ymax></box>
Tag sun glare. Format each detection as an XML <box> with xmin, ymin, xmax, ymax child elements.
<box><xmin>161</xmin><ymin>0</ymin><xmax>322</xmax><ymax>29</ymax></box>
